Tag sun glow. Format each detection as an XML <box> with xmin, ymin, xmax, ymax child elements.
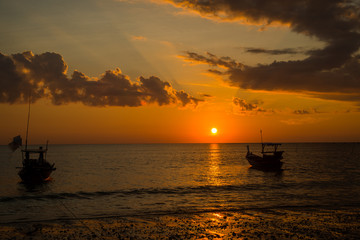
<box><xmin>211</xmin><ymin>128</ymin><xmax>218</xmax><ymax>134</ymax></box>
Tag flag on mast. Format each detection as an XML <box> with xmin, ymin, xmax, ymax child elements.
<box><xmin>8</xmin><ymin>135</ymin><xmax>22</xmax><ymax>152</ymax></box>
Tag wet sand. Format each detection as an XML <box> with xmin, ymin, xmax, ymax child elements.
<box><xmin>1</xmin><ymin>207</ymin><xmax>360</xmax><ymax>239</ymax></box>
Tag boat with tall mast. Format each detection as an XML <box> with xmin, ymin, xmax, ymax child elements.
<box><xmin>246</xmin><ymin>130</ymin><xmax>284</xmax><ymax>170</ymax></box>
<box><xmin>16</xmin><ymin>95</ymin><xmax>56</xmax><ymax>183</ymax></box>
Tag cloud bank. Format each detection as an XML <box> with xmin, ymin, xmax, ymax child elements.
<box><xmin>168</xmin><ymin>0</ymin><xmax>360</xmax><ymax>103</ymax></box>
<box><xmin>243</xmin><ymin>47</ymin><xmax>305</xmax><ymax>55</ymax></box>
<box><xmin>0</xmin><ymin>51</ymin><xmax>202</xmax><ymax>107</ymax></box>
<box><xmin>232</xmin><ymin>97</ymin><xmax>265</xmax><ymax>113</ymax></box>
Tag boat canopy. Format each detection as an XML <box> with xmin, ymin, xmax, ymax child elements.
<box><xmin>262</xmin><ymin>143</ymin><xmax>281</xmax><ymax>146</ymax></box>
<box><xmin>21</xmin><ymin>149</ymin><xmax>47</xmax><ymax>153</ymax></box>
<box><xmin>261</xmin><ymin>143</ymin><xmax>282</xmax><ymax>153</ymax></box>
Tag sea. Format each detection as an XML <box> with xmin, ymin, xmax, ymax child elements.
<box><xmin>0</xmin><ymin>143</ymin><xmax>359</xmax><ymax>224</ymax></box>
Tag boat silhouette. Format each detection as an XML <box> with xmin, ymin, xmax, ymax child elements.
<box><xmin>10</xmin><ymin>95</ymin><xmax>56</xmax><ymax>183</ymax></box>
<box><xmin>246</xmin><ymin>130</ymin><xmax>284</xmax><ymax>170</ymax></box>
<box><xmin>18</xmin><ymin>144</ymin><xmax>56</xmax><ymax>183</ymax></box>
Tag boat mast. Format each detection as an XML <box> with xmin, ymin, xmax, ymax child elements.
<box><xmin>25</xmin><ymin>92</ymin><xmax>31</xmax><ymax>151</ymax></box>
<box><xmin>260</xmin><ymin>129</ymin><xmax>264</xmax><ymax>153</ymax></box>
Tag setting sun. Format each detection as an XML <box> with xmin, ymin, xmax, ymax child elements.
<box><xmin>211</xmin><ymin>128</ymin><xmax>218</xmax><ymax>134</ymax></box>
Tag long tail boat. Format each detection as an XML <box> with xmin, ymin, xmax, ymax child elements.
<box><xmin>10</xmin><ymin>94</ymin><xmax>56</xmax><ymax>183</ymax></box>
<box><xmin>246</xmin><ymin>130</ymin><xmax>284</xmax><ymax>170</ymax></box>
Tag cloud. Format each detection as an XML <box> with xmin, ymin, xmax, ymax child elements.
<box><xmin>293</xmin><ymin>109</ymin><xmax>311</xmax><ymax>115</ymax></box>
<box><xmin>169</xmin><ymin>0</ymin><xmax>360</xmax><ymax>103</ymax></box>
<box><xmin>243</xmin><ymin>47</ymin><xmax>304</xmax><ymax>55</ymax></box>
<box><xmin>183</xmin><ymin>51</ymin><xmax>245</xmax><ymax>70</ymax></box>
<box><xmin>232</xmin><ymin>97</ymin><xmax>266</xmax><ymax>113</ymax></box>
<box><xmin>200</xmin><ymin>93</ymin><xmax>213</xmax><ymax>98</ymax></box>
<box><xmin>183</xmin><ymin>50</ymin><xmax>360</xmax><ymax>103</ymax></box>
<box><xmin>0</xmin><ymin>51</ymin><xmax>202</xmax><ymax>107</ymax></box>
<box><xmin>293</xmin><ymin>108</ymin><xmax>322</xmax><ymax>114</ymax></box>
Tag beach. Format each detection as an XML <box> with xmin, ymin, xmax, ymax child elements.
<box><xmin>1</xmin><ymin>207</ymin><xmax>360</xmax><ymax>239</ymax></box>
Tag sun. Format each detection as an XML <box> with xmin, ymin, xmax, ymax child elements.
<box><xmin>211</xmin><ymin>128</ymin><xmax>218</xmax><ymax>134</ymax></box>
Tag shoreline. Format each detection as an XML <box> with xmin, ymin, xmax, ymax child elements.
<box><xmin>1</xmin><ymin>207</ymin><xmax>360</xmax><ymax>239</ymax></box>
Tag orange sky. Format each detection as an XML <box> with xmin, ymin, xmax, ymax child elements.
<box><xmin>1</xmin><ymin>0</ymin><xmax>359</xmax><ymax>144</ymax></box>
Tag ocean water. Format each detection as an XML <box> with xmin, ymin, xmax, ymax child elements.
<box><xmin>0</xmin><ymin>143</ymin><xmax>359</xmax><ymax>223</ymax></box>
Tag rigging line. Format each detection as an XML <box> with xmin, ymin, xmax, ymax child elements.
<box><xmin>46</xmin><ymin>186</ymin><xmax>104</xmax><ymax>239</ymax></box>
<box><xmin>25</xmin><ymin>92</ymin><xmax>31</xmax><ymax>150</ymax></box>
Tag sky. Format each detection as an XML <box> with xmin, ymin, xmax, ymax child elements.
<box><xmin>1</xmin><ymin>0</ymin><xmax>360</xmax><ymax>144</ymax></box>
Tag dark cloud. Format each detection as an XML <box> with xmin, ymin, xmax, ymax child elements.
<box><xmin>183</xmin><ymin>49</ymin><xmax>360</xmax><ymax>102</ymax></box>
<box><xmin>244</xmin><ymin>47</ymin><xmax>303</xmax><ymax>55</ymax></box>
<box><xmin>185</xmin><ymin>51</ymin><xmax>245</xmax><ymax>70</ymax></box>
<box><xmin>293</xmin><ymin>109</ymin><xmax>311</xmax><ymax>114</ymax></box>
<box><xmin>233</xmin><ymin>97</ymin><xmax>265</xmax><ymax>112</ymax></box>
<box><xmin>0</xmin><ymin>51</ymin><xmax>202</xmax><ymax>107</ymax></box>
<box><xmin>294</xmin><ymin>108</ymin><xmax>323</xmax><ymax>114</ymax></box>
<box><xmin>170</xmin><ymin>0</ymin><xmax>360</xmax><ymax>103</ymax></box>
<box><xmin>200</xmin><ymin>93</ymin><xmax>213</xmax><ymax>98</ymax></box>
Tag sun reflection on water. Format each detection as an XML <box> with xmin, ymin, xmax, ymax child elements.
<box><xmin>208</xmin><ymin>143</ymin><xmax>221</xmax><ymax>186</ymax></box>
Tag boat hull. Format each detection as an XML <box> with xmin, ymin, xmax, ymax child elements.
<box><xmin>18</xmin><ymin>165</ymin><xmax>55</xmax><ymax>183</ymax></box>
<box><xmin>246</xmin><ymin>153</ymin><xmax>283</xmax><ymax>170</ymax></box>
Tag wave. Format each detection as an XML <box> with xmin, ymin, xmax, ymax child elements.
<box><xmin>0</xmin><ymin>183</ymin><xmax>272</xmax><ymax>202</ymax></box>
<box><xmin>2</xmin><ymin>202</ymin><xmax>360</xmax><ymax>225</ymax></box>
<box><xmin>0</xmin><ymin>179</ymin><xmax>351</xmax><ymax>203</ymax></box>
<box><xmin>1</xmin><ymin>182</ymin><xmax>359</xmax><ymax>225</ymax></box>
